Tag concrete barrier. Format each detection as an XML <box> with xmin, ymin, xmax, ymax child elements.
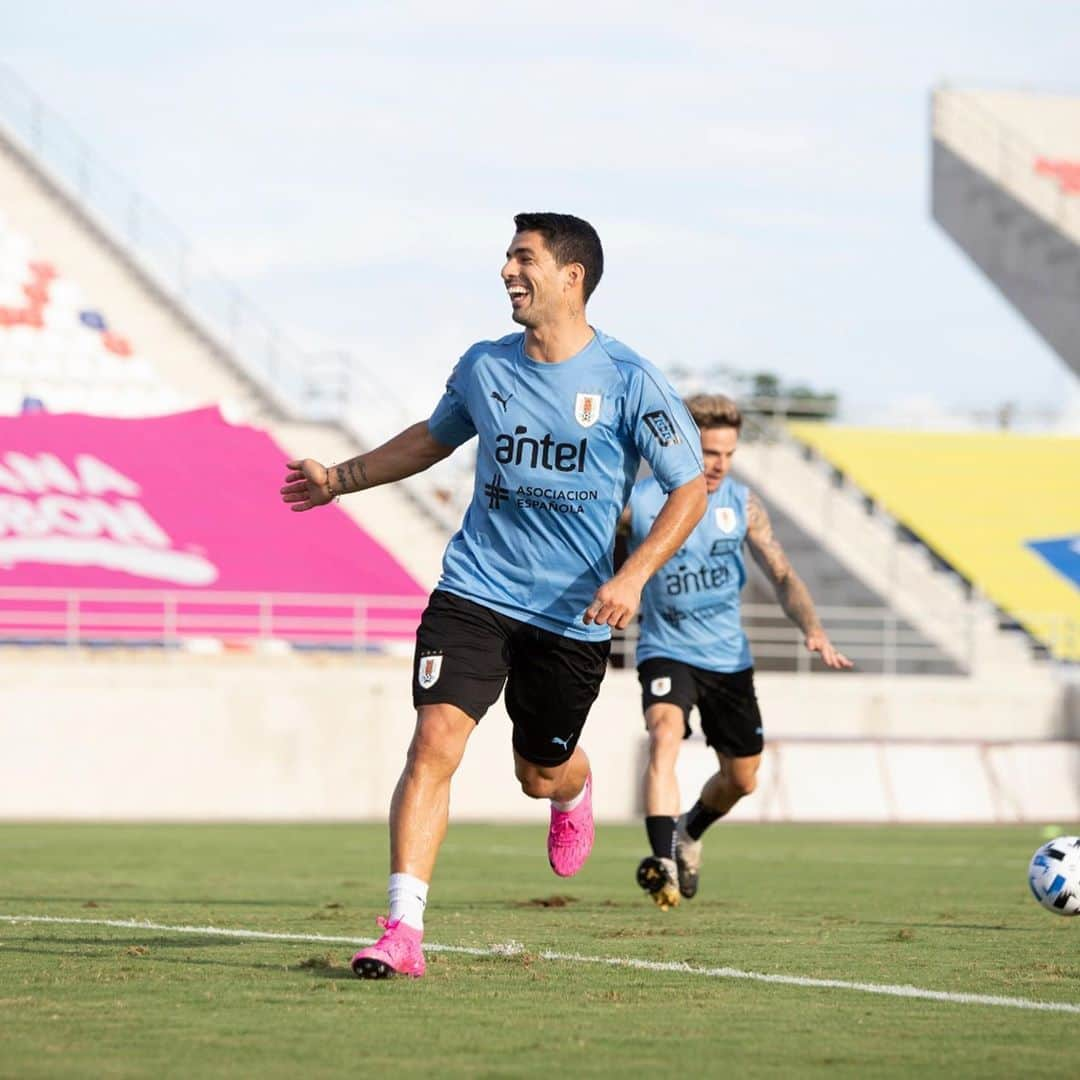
<box><xmin>2</xmin><ymin>651</ymin><xmax>1076</xmax><ymax>823</ymax></box>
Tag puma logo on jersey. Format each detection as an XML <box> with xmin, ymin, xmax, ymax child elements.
<box><xmin>491</xmin><ymin>390</ymin><xmax>513</xmax><ymax>412</ymax></box>
<box><xmin>551</xmin><ymin>733</ymin><xmax>573</xmax><ymax>749</ymax></box>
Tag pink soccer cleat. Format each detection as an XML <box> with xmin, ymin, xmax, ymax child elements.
<box><xmin>351</xmin><ymin>916</ymin><xmax>426</xmax><ymax>979</ymax></box>
<box><xmin>547</xmin><ymin>773</ymin><xmax>595</xmax><ymax>877</ymax></box>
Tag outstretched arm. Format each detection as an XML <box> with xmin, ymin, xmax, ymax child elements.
<box><xmin>745</xmin><ymin>492</ymin><xmax>853</xmax><ymax>670</ymax></box>
<box><xmin>584</xmin><ymin>475</ymin><xmax>706</xmax><ymax>629</ymax></box>
<box><xmin>280</xmin><ymin>421</ymin><xmax>455</xmax><ymax>512</ymax></box>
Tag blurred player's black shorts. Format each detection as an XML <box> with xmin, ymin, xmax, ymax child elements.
<box><xmin>637</xmin><ymin>657</ymin><xmax>763</xmax><ymax>758</ymax></box>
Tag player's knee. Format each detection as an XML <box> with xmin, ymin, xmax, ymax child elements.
<box><xmin>729</xmin><ymin>770</ymin><xmax>758</xmax><ymax>798</ymax></box>
<box><xmin>648</xmin><ymin>721</ymin><xmax>682</xmax><ymax>756</ymax></box>
<box><xmin>646</xmin><ymin>713</ymin><xmax>682</xmax><ymax>757</ymax></box>
<box><xmin>517</xmin><ymin>770</ymin><xmax>556</xmax><ymax>799</ymax></box>
<box><xmin>408</xmin><ymin>715</ymin><xmax>465</xmax><ymax>774</ymax></box>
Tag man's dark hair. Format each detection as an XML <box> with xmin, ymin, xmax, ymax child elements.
<box><xmin>513</xmin><ymin>212</ymin><xmax>604</xmax><ymax>303</ymax></box>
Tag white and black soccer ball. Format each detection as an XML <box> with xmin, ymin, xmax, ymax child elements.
<box><xmin>1028</xmin><ymin>836</ymin><xmax>1080</xmax><ymax>916</ymax></box>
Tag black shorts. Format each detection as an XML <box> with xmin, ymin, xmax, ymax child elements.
<box><xmin>413</xmin><ymin>590</ymin><xmax>611</xmax><ymax>767</ymax></box>
<box><xmin>637</xmin><ymin>657</ymin><xmax>763</xmax><ymax>758</ymax></box>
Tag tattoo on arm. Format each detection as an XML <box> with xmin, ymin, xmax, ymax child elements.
<box><xmin>334</xmin><ymin>457</ymin><xmax>371</xmax><ymax>496</ymax></box>
<box><xmin>746</xmin><ymin>492</ymin><xmax>822</xmax><ymax>636</ymax></box>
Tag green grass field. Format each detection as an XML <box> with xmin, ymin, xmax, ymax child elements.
<box><xmin>1</xmin><ymin>822</ymin><xmax>1078</xmax><ymax>1078</ymax></box>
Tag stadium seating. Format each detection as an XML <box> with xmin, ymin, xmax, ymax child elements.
<box><xmin>787</xmin><ymin>423</ymin><xmax>1080</xmax><ymax>661</ymax></box>
<box><xmin>0</xmin><ymin>211</ymin><xmax>186</xmax><ymax>417</ymax></box>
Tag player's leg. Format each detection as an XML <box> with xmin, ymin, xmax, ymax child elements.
<box><xmin>352</xmin><ymin>592</ymin><xmax>508</xmax><ymax>979</ymax></box>
<box><xmin>635</xmin><ymin>661</ymin><xmax>695</xmax><ymax>908</ymax></box>
<box><xmin>514</xmin><ymin>743</ymin><xmax>591</xmax><ymax>803</ymax></box>
<box><xmin>696</xmin><ymin>750</ymin><xmax>762</xmax><ymax>818</ymax></box>
<box><xmin>644</xmin><ymin>703</ymin><xmax>685</xmax><ymax>828</ymax></box>
<box><xmin>505</xmin><ymin>625</ymin><xmax>610</xmax><ymax>878</ymax></box>
<box><xmin>390</xmin><ymin>702</ymin><xmax>478</xmax><ymax>882</ymax></box>
<box><xmin>675</xmin><ymin>667</ymin><xmax>763</xmax><ymax>899</ymax></box>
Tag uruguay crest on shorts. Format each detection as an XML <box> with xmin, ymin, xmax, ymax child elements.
<box><xmin>650</xmin><ymin>676</ymin><xmax>672</xmax><ymax>696</ymax></box>
<box><xmin>417</xmin><ymin>653</ymin><xmax>443</xmax><ymax>689</ymax></box>
<box><xmin>574</xmin><ymin>392</ymin><xmax>602</xmax><ymax>428</ymax></box>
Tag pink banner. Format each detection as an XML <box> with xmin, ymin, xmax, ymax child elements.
<box><xmin>0</xmin><ymin>408</ymin><xmax>426</xmax><ymax>644</ymax></box>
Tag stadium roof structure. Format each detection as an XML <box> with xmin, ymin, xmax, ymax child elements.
<box><xmin>932</xmin><ymin>86</ymin><xmax>1080</xmax><ymax>382</ymax></box>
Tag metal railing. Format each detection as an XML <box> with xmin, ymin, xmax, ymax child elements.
<box><xmin>0</xmin><ymin>586</ymin><xmax>425</xmax><ymax>650</ymax></box>
<box><xmin>608</xmin><ymin>603</ymin><xmax>976</xmax><ymax>675</ymax></box>
<box><xmin>1</xmin><ymin>585</ymin><xmax>1072</xmax><ymax>671</ymax></box>
<box><xmin>932</xmin><ymin>86</ymin><xmax>1080</xmax><ymax>242</ymax></box>
<box><xmin>0</xmin><ymin>64</ymin><xmax>350</xmax><ymax>422</ymax></box>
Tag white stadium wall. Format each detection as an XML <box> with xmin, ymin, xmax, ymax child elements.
<box><xmin>1</xmin><ymin>651</ymin><xmax>1076</xmax><ymax>823</ymax></box>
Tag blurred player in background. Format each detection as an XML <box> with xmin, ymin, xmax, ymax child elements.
<box><xmin>622</xmin><ymin>394</ymin><xmax>852</xmax><ymax>910</ymax></box>
<box><xmin>281</xmin><ymin>212</ymin><xmax>706</xmax><ymax>976</ymax></box>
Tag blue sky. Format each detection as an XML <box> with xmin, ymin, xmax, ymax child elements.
<box><xmin>5</xmin><ymin>1</ymin><xmax>1080</xmax><ymax>423</ymax></box>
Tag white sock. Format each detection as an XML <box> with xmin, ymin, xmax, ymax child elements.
<box><xmin>388</xmin><ymin>872</ymin><xmax>429</xmax><ymax>932</ymax></box>
<box><xmin>552</xmin><ymin>778</ymin><xmax>588</xmax><ymax>813</ymax></box>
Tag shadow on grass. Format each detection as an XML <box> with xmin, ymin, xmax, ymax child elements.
<box><xmin>855</xmin><ymin>919</ymin><xmax>1041</xmax><ymax>934</ymax></box>
<box><xmin>0</xmin><ymin>940</ymin><xmax>364</xmax><ymax>981</ymax></box>
<box><xmin>0</xmin><ymin>896</ymin><xmax>304</xmax><ymax>908</ymax></box>
<box><xmin>6</xmin><ymin>933</ymin><xmax>265</xmax><ymax>951</ymax></box>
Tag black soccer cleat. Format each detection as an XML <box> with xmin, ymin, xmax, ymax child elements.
<box><xmin>351</xmin><ymin>956</ymin><xmax>395</xmax><ymax>979</ymax></box>
<box><xmin>636</xmin><ymin>855</ymin><xmax>680</xmax><ymax>911</ymax></box>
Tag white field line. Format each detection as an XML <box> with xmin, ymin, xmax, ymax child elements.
<box><xmin>2</xmin><ymin>913</ymin><xmax>1078</xmax><ymax>1015</ymax></box>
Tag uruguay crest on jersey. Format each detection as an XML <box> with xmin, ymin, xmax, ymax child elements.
<box><xmin>574</xmin><ymin>392</ymin><xmax>602</xmax><ymax>428</ymax></box>
<box><xmin>715</xmin><ymin>506</ymin><xmax>737</xmax><ymax>534</ymax></box>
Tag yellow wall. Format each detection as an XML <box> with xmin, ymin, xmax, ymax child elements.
<box><xmin>788</xmin><ymin>424</ymin><xmax>1080</xmax><ymax>660</ymax></box>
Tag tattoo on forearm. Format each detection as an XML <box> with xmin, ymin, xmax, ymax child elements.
<box><xmin>747</xmin><ymin>492</ymin><xmax>821</xmax><ymax>635</ymax></box>
<box><xmin>778</xmin><ymin>573</ymin><xmax>821</xmax><ymax>636</ymax></box>
<box><xmin>334</xmin><ymin>457</ymin><xmax>371</xmax><ymax>495</ymax></box>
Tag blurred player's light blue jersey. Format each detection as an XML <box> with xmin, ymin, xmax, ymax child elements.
<box><xmin>629</xmin><ymin>474</ymin><xmax>752</xmax><ymax>671</ymax></box>
<box><xmin>428</xmin><ymin>330</ymin><xmax>703</xmax><ymax>641</ymax></box>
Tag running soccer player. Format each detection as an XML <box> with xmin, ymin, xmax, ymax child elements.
<box><xmin>623</xmin><ymin>394</ymin><xmax>852</xmax><ymax>910</ymax></box>
<box><xmin>280</xmin><ymin>213</ymin><xmax>706</xmax><ymax>977</ymax></box>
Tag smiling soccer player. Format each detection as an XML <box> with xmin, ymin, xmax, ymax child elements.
<box><xmin>280</xmin><ymin>212</ymin><xmax>706</xmax><ymax>977</ymax></box>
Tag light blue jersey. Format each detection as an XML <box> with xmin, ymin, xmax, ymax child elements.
<box><xmin>629</xmin><ymin>474</ymin><xmax>752</xmax><ymax>672</ymax></box>
<box><xmin>428</xmin><ymin>330</ymin><xmax>703</xmax><ymax>641</ymax></box>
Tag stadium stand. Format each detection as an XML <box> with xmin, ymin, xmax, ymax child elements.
<box><xmin>787</xmin><ymin>423</ymin><xmax>1080</xmax><ymax>662</ymax></box>
<box><xmin>0</xmin><ymin>85</ymin><xmax>447</xmax><ymax>600</ymax></box>
<box><xmin>0</xmin><ymin>212</ymin><xmax>186</xmax><ymax>417</ymax></box>
<box><xmin>932</xmin><ymin>87</ymin><xmax>1080</xmax><ymax>380</ymax></box>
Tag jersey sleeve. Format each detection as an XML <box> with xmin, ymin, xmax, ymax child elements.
<box><xmin>626</xmin><ymin>366</ymin><xmax>704</xmax><ymax>493</ymax></box>
<box><xmin>427</xmin><ymin>355</ymin><xmax>478</xmax><ymax>448</ymax></box>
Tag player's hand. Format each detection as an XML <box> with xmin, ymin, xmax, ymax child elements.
<box><xmin>805</xmin><ymin>629</ymin><xmax>854</xmax><ymax>670</ymax></box>
<box><xmin>583</xmin><ymin>576</ymin><xmax>641</xmax><ymax>630</ymax></box>
<box><xmin>280</xmin><ymin>458</ymin><xmax>334</xmax><ymax>512</ymax></box>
